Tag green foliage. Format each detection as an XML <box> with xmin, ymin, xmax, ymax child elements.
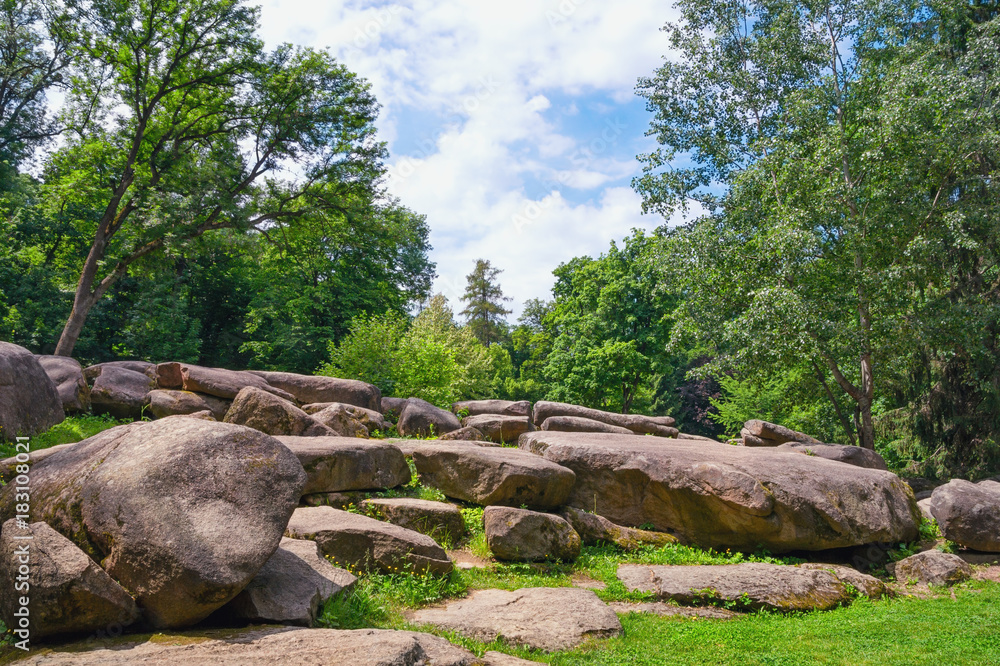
<box><xmin>321</xmin><ymin>294</ymin><xmax>491</xmax><ymax>407</ymax></box>
<box><xmin>0</xmin><ymin>414</ymin><xmax>127</xmax><ymax>459</ymax></box>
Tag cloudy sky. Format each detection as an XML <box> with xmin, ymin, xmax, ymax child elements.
<box><xmin>256</xmin><ymin>0</ymin><xmax>681</xmax><ymax>319</ymax></box>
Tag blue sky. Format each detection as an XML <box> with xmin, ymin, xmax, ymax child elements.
<box><xmin>256</xmin><ymin>0</ymin><xmax>691</xmax><ymax>318</ymax></box>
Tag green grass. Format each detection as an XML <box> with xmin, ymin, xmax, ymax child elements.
<box><xmin>0</xmin><ymin>414</ymin><xmax>128</xmax><ymax>458</ymax></box>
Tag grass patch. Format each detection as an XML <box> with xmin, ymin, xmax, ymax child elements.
<box><xmin>0</xmin><ymin>414</ymin><xmax>129</xmax><ymax>458</ymax></box>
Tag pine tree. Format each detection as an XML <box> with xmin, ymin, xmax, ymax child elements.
<box><xmin>459</xmin><ymin>259</ymin><xmax>512</xmax><ymax>346</ymax></box>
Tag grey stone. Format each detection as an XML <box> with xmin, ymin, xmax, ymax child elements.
<box><xmin>412</xmin><ymin>443</ymin><xmax>576</xmax><ymax>509</ymax></box>
<box><xmin>521</xmin><ymin>431</ymin><xmax>919</xmax><ymax>552</ymax></box>
<box><xmin>277</xmin><ymin>436</ymin><xmax>410</xmax><ymax>494</ymax></box>
<box><xmin>930</xmin><ymin>479</ymin><xmax>1000</xmax><ymax>552</ymax></box>
<box><xmin>89</xmin><ymin>365</ymin><xmax>155</xmax><ymax>420</ymax></box>
<box><xmin>397</xmin><ymin>398</ymin><xmax>461</xmax><ymax>437</ymax></box>
<box><xmin>286</xmin><ymin>506</ymin><xmax>453</xmax><ymax>575</ymax></box>
<box><xmin>484</xmin><ymin>507</ymin><xmax>581</xmax><ymax>562</ymax></box>
<box><xmin>452</xmin><ymin>399</ymin><xmax>532</xmax><ymax>418</ymax></box>
<box><xmin>439</xmin><ymin>426</ymin><xmax>487</xmax><ymax>442</ymax></box>
<box><xmin>409</xmin><ymin>587</ymin><xmax>622</xmax><ymax>651</ymax></box>
<box><xmin>532</xmin><ymin>401</ymin><xmax>677</xmax><ymax>436</ymax></box>
<box><xmin>36</xmin><ymin>355</ymin><xmax>90</xmax><ymax>413</ymax></box>
<box><xmin>0</xmin><ymin>342</ymin><xmax>64</xmax><ymax>440</ymax></box>
<box><xmin>179</xmin><ymin>364</ymin><xmax>295</xmax><ymax>401</ymax></box>
<box><xmin>741</xmin><ymin>419</ymin><xmax>821</xmax><ymax>446</ymax></box>
<box><xmin>147</xmin><ymin>389</ymin><xmax>231</xmax><ymax>420</ymax></box>
<box><xmin>0</xmin><ymin>419</ymin><xmax>307</xmax><ymax>628</ymax></box>
<box><xmin>307</xmin><ymin>403</ymin><xmax>371</xmax><ymax>438</ymax></box>
<box><xmin>561</xmin><ymin>506</ymin><xmax>678</xmax><ymax>550</ymax></box>
<box><xmin>0</xmin><ymin>520</ymin><xmax>139</xmax><ymax>640</ymax></box>
<box><xmin>776</xmin><ymin>441</ymin><xmax>888</xmax><ymax>470</ymax></box>
<box><xmin>461</xmin><ymin>413</ymin><xmax>534</xmax><ymax>443</ymax></box>
<box><xmin>217</xmin><ymin>537</ymin><xmax>356</xmax><ymax>626</ymax></box>
<box><xmin>248</xmin><ymin>371</ymin><xmax>381</xmax><ymax>411</ymax></box>
<box><xmin>223</xmin><ymin>386</ymin><xmax>335</xmax><ymax>437</ymax></box>
<box><xmin>362</xmin><ymin>498</ymin><xmax>466</xmax><ymax>545</ymax></box>
<box><xmin>893</xmin><ymin>550</ymin><xmax>973</xmax><ymax>586</ymax></box>
<box><xmin>541</xmin><ymin>415</ymin><xmax>633</xmax><ymax>435</ymax></box>
<box><xmin>303</xmin><ymin>402</ymin><xmax>389</xmax><ymax>432</ymax></box>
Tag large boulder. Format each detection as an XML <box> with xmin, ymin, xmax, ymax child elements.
<box><xmin>362</xmin><ymin>498</ymin><xmax>466</xmax><ymax>546</ymax></box>
<box><xmin>307</xmin><ymin>403</ymin><xmax>370</xmax><ymax>438</ymax></box>
<box><xmin>532</xmin><ymin>401</ymin><xmax>677</xmax><ymax>437</ymax></box>
<box><xmin>411</xmin><ymin>443</ymin><xmax>576</xmax><ymax>509</ymax></box>
<box><xmin>13</xmin><ymin>627</ymin><xmax>478</xmax><ymax>665</ymax></box>
<box><xmin>397</xmin><ymin>398</ymin><xmax>461</xmax><ymax>437</ymax></box>
<box><xmin>285</xmin><ymin>506</ymin><xmax>453</xmax><ymax>575</ymax></box>
<box><xmin>484</xmin><ymin>507</ymin><xmax>581</xmax><ymax>562</ymax></box>
<box><xmin>893</xmin><ymin>550</ymin><xmax>972</xmax><ymax>586</ymax></box>
<box><xmin>561</xmin><ymin>506</ymin><xmax>677</xmax><ymax>550</ymax></box>
<box><xmin>929</xmin><ymin>479</ymin><xmax>1000</xmax><ymax>552</ymax></box>
<box><xmin>409</xmin><ymin>587</ymin><xmax>622</xmax><ymax>652</ymax></box>
<box><xmin>36</xmin><ymin>355</ymin><xmax>90</xmax><ymax>413</ymax></box>
<box><xmin>740</xmin><ymin>419</ymin><xmax>821</xmax><ymax>447</ymax></box>
<box><xmin>0</xmin><ymin>520</ymin><xmax>139</xmax><ymax>641</ymax></box>
<box><xmin>82</xmin><ymin>361</ymin><xmax>156</xmax><ymax>383</ymax></box>
<box><xmin>379</xmin><ymin>396</ymin><xmax>409</xmax><ymax>419</ymax></box>
<box><xmin>304</xmin><ymin>402</ymin><xmax>390</xmax><ymax>432</ymax></box>
<box><xmin>216</xmin><ymin>537</ymin><xmax>356</xmax><ymax>626</ymax></box>
<box><xmin>89</xmin><ymin>365</ymin><xmax>155</xmax><ymax>420</ymax></box>
<box><xmin>179</xmin><ymin>364</ymin><xmax>295</xmax><ymax>401</ymax></box>
<box><xmin>520</xmin><ymin>431</ymin><xmax>919</xmax><ymax>552</ymax></box>
<box><xmin>276</xmin><ymin>436</ymin><xmax>410</xmax><ymax>494</ymax></box>
<box><xmin>0</xmin><ymin>342</ymin><xmax>64</xmax><ymax>440</ymax></box>
<box><xmin>541</xmin><ymin>415</ymin><xmax>633</xmax><ymax>435</ymax></box>
<box><xmin>147</xmin><ymin>389</ymin><xmax>231</xmax><ymax>421</ymax></box>
<box><xmin>223</xmin><ymin>386</ymin><xmax>335</xmax><ymax>437</ymax></box>
<box><xmin>0</xmin><ymin>419</ymin><xmax>307</xmax><ymax>628</ymax></box>
<box><xmin>461</xmin><ymin>413</ymin><xmax>534</xmax><ymax>443</ymax></box>
<box><xmin>617</xmin><ymin>563</ymin><xmax>866</xmax><ymax>611</ymax></box>
<box><xmin>439</xmin><ymin>426</ymin><xmax>487</xmax><ymax>442</ymax></box>
<box><xmin>452</xmin><ymin>399</ymin><xmax>532</xmax><ymax>418</ymax></box>
<box><xmin>776</xmin><ymin>442</ymin><xmax>888</xmax><ymax>470</ymax></box>
<box><xmin>249</xmin><ymin>370</ymin><xmax>381</xmax><ymax>411</ymax></box>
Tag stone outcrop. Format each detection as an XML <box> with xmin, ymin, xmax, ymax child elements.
<box><xmin>89</xmin><ymin>365</ymin><xmax>155</xmax><ymax>420</ymax></box>
<box><xmin>14</xmin><ymin>627</ymin><xmax>479</xmax><ymax>665</ymax></box>
<box><xmin>452</xmin><ymin>399</ymin><xmax>532</xmax><ymax>418</ymax></box>
<box><xmin>0</xmin><ymin>520</ymin><xmax>139</xmax><ymax>640</ymax></box>
<box><xmin>540</xmin><ymin>415</ymin><xmax>633</xmax><ymax>435</ymax></box>
<box><xmin>439</xmin><ymin>426</ymin><xmax>487</xmax><ymax>442</ymax></box>
<box><xmin>307</xmin><ymin>403</ymin><xmax>371</xmax><ymax>438</ymax></box>
<box><xmin>362</xmin><ymin>498</ymin><xmax>466</xmax><ymax>545</ymax></box>
<box><xmin>276</xmin><ymin>436</ymin><xmax>410</xmax><ymax>494</ymax></box>
<box><xmin>740</xmin><ymin>419</ymin><xmax>821</xmax><ymax>447</ymax></box>
<box><xmin>36</xmin><ymin>355</ymin><xmax>90</xmax><ymax>413</ymax></box>
<box><xmin>461</xmin><ymin>413</ymin><xmax>534</xmax><ymax>443</ymax></box>
<box><xmin>532</xmin><ymin>401</ymin><xmax>677</xmax><ymax>437</ymax></box>
<box><xmin>82</xmin><ymin>361</ymin><xmax>156</xmax><ymax>383</ymax></box>
<box><xmin>179</xmin><ymin>364</ymin><xmax>295</xmax><ymax>401</ymax></box>
<box><xmin>561</xmin><ymin>506</ymin><xmax>678</xmax><ymax>550</ymax></box>
<box><xmin>216</xmin><ymin>537</ymin><xmax>356</xmax><ymax>626</ymax></box>
<box><xmin>929</xmin><ymin>479</ymin><xmax>1000</xmax><ymax>552</ymax></box>
<box><xmin>520</xmin><ymin>431</ymin><xmax>919</xmax><ymax>552</ymax></box>
<box><xmin>0</xmin><ymin>342</ymin><xmax>63</xmax><ymax>440</ymax></box>
<box><xmin>285</xmin><ymin>506</ymin><xmax>453</xmax><ymax>575</ymax></box>
<box><xmin>892</xmin><ymin>550</ymin><xmax>972</xmax><ymax>586</ymax></box>
<box><xmin>248</xmin><ymin>371</ymin><xmax>381</xmax><ymax>411</ymax></box>
<box><xmin>617</xmin><ymin>563</ymin><xmax>865</xmax><ymax>611</ymax></box>
<box><xmin>775</xmin><ymin>442</ymin><xmax>889</xmax><ymax>470</ymax></box>
<box><xmin>0</xmin><ymin>419</ymin><xmax>307</xmax><ymax>628</ymax></box>
<box><xmin>223</xmin><ymin>386</ymin><xmax>335</xmax><ymax>437</ymax></box>
<box><xmin>484</xmin><ymin>507</ymin><xmax>581</xmax><ymax>562</ymax></box>
<box><xmin>411</xmin><ymin>443</ymin><xmax>576</xmax><ymax>509</ymax></box>
<box><xmin>147</xmin><ymin>389</ymin><xmax>231</xmax><ymax>421</ymax></box>
<box><xmin>304</xmin><ymin>402</ymin><xmax>390</xmax><ymax>432</ymax></box>
<box><xmin>397</xmin><ymin>398</ymin><xmax>461</xmax><ymax>437</ymax></box>
<box><xmin>409</xmin><ymin>587</ymin><xmax>622</xmax><ymax>652</ymax></box>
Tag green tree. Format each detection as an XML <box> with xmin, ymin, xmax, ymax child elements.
<box><xmin>459</xmin><ymin>259</ymin><xmax>511</xmax><ymax>346</ymax></box>
<box><xmin>45</xmin><ymin>0</ymin><xmax>385</xmax><ymax>356</ymax></box>
<box><xmin>636</xmin><ymin>0</ymin><xmax>1000</xmax><ymax>453</ymax></box>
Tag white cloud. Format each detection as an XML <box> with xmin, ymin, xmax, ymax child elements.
<box><xmin>255</xmin><ymin>0</ymin><xmax>679</xmax><ymax>318</ymax></box>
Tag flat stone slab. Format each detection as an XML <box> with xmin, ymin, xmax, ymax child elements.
<box><xmin>362</xmin><ymin>497</ymin><xmax>466</xmax><ymax>545</ymax></box>
<box><xmin>521</xmin><ymin>431</ymin><xmax>919</xmax><ymax>552</ymax></box>
<box><xmin>409</xmin><ymin>587</ymin><xmax>622</xmax><ymax>652</ymax></box>
<box><xmin>617</xmin><ymin>563</ymin><xmax>865</xmax><ymax>612</ymax></box>
<box><xmin>285</xmin><ymin>506</ymin><xmax>453</xmax><ymax>575</ymax></box>
<box><xmin>607</xmin><ymin>601</ymin><xmax>741</xmax><ymax>619</ymax></box>
<box><xmin>15</xmin><ymin>627</ymin><xmax>477</xmax><ymax>665</ymax></box>
<box><xmin>461</xmin><ymin>414</ymin><xmax>534</xmax><ymax>443</ymax></box>
<box><xmin>411</xmin><ymin>443</ymin><xmax>575</xmax><ymax>509</ymax></box>
<box><xmin>277</xmin><ymin>436</ymin><xmax>410</xmax><ymax>493</ymax></box>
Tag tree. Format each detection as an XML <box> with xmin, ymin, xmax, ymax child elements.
<box><xmin>46</xmin><ymin>0</ymin><xmax>385</xmax><ymax>356</ymax></box>
<box><xmin>636</xmin><ymin>0</ymin><xmax>1000</xmax><ymax>451</ymax></box>
<box><xmin>459</xmin><ymin>259</ymin><xmax>511</xmax><ymax>346</ymax></box>
<box><xmin>0</xmin><ymin>0</ymin><xmax>74</xmax><ymax>167</ymax></box>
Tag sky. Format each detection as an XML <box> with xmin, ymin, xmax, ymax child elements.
<box><xmin>255</xmin><ymin>0</ymin><xmax>683</xmax><ymax>319</ymax></box>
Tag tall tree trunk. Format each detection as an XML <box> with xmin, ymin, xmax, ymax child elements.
<box><xmin>54</xmin><ymin>235</ymin><xmax>107</xmax><ymax>356</ymax></box>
